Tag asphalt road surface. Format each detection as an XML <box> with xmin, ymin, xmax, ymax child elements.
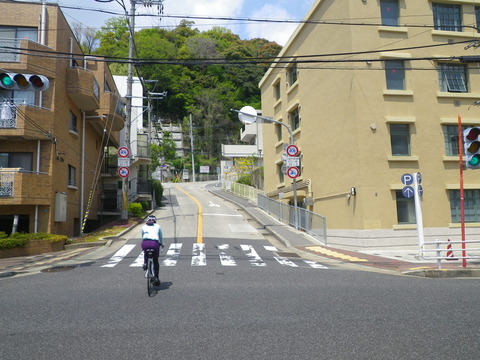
<box><xmin>1</xmin><ymin>183</ymin><xmax>480</xmax><ymax>360</ymax></box>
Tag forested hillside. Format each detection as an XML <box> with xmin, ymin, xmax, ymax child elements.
<box><xmin>91</xmin><ymin>19</ymin><xmax>282</xmax><ymax>163</ymax></box>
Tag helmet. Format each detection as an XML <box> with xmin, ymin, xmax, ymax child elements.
<box><xmin>147</xmin><ymin>215</ymin><xmax>156</xmax><ymax>224</ymax></box>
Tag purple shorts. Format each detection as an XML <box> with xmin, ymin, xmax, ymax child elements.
<box><xmin>141</xmin><ymin>240</ymin><xmax>160</xmax><ymax>257</ymax></box>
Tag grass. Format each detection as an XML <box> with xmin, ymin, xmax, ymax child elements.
<box><xmin>67</xmin><ymin>218</ymin><xmax>142</xmax><ymax>244</ymax></box>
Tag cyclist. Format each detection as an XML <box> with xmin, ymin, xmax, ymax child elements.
<box><xmin>141</xmin><ymin>215</ymin><xmax>163</xmax><ymax>286</ymax></box>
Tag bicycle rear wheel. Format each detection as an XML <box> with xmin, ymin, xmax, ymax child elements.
<box><xmin>147</xmin><ymin>258</ymin><xmax>154</xmax><ymax>296</ymax></box>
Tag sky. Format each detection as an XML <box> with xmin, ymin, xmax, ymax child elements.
<box><xmin>48</xmin><ymin>0</ymin><xmax>316</xmax><ymax>46</ymax></box>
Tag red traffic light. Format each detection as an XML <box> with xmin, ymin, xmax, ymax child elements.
<box><xmin>465</xmin><ymin>127</ymin><xmax>480</xmax><ymax>141</ymax></box>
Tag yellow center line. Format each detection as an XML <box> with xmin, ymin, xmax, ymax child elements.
<box><xmin>176</xmin><ymin>184</ymin><xmax>203</xmax><ymax>244</ymax></box>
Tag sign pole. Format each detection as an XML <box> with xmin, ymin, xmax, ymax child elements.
<box><xmin>458</xmin><ymin>115</ymin><xmax>467</xmax><ymax>268</ymax></box>
<box><xmin>412</xmin><ymin>173</ymin><xmax>424</xmax><ymax>253</ymax></box>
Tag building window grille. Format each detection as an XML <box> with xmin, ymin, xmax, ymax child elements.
<box><xmin>450</xmin><ymin>189</ymin><xmax>480</xmax><ymax>223</ymax></box>
<box><xmin>438</xmin><ymin>63</ymin><xmax>467</xmax><ymax>93</ymax></box>
<box><xmin>385</xmin><ymin>60</ymin><xmax>405</xmax><ymax>90</ymax></box>
<box><xmin>288</xmin><ymin>63</ymin><xmax>298</xmax><ymax>85</ymax></box>
<box><xmin>380</xmin><ymin>0</ymin><xmax>399</xmax><ymax>26</ymax></box>
<box><xmin>390</xmin><ymin>124</ymin><xmax>410</xmax><ymax>156</ymax></box>
<box><xmin>433</xmin><ymin>3</ymin><xmax>462</xmax><ymax>32</ymax></box>
<box><xmin>395</xmin><ymin>191</ymin><xmax>416</xmax><ymax>224</ymax></box>
<box><xmin>68</xmin><ymin>165</ymin><xmax>77</xmax><ymax>187</ymax></box>
<box><xmin>289</xmin><ymin>107</ymin><xmax>300</xmax><ymax>131</ymax></box>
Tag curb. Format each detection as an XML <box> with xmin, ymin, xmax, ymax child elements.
<box><xmin>402</xmin><ymin>268</ymin><xmax>480</xmax><ymax>278</ymax></box>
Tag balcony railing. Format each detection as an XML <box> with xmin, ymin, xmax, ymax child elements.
<box><xmin>0</xmin><ymin>169</ymin><xmax>51</xmax><ymax>204</ymax></box>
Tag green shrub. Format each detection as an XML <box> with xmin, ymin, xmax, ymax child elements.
<box><xmin>0</xmin><ymin>236</ymin><xmax>28</xmax><ymax>249</ymax></box>
<box><xmin>0</xmin><ymin>231</ymin><xmax>8</xmax><ymax>239</ymax></box>
<box><xmin>128</xmin><ymin>202</ymin><xmax>143</xmax><ymax>217</ymax></box>
<box><xmin>237</xmin><ymin>174</ymin><xmax>252</xmax><ymax>186</ymax></box>
<box><xmin>152</xmin><ymin>180</ymin><xmax>164</xmax><ymax>206</ymax></box>
<box><xmin>141</xmin><ymin>201</ymin><xmax>149</xmax><ymax>211</ymax></box>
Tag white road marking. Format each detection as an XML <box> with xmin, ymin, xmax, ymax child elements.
<box><xmin>163</xmin><ymin>243</ymin><xmax>182</xmax><ymax>267</ymax></box>
<box><xmin>240</xmin><ymin>244</ymin><xmax>266</xmax><ymax>267</ymax></box>
<box><xmin>102</xmin><ymin>244</ymin><xmax>135</xmax><ymax>268</ymax></box>
<box><xmin>217</xmin><ymin>244</ymin><xmax>237</xmax><ymax>266</ymax></box>
<box><xmin>192</xmin><ymin>243</ymin><xmax>206</xmax><ymax>266</ymax></box>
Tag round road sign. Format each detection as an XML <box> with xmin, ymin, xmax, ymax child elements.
<box><xmin>118</xmin><ymin>166</ymin><xmax>130</xmax><ymax>178</ymax></box>
<box><xmin>286</xmin><ymin>144</ymin><xmax>299</xmax><ymax>157</ymax></box>
<box><xmin>118</xmin><ymin>147</ymin><xmax>130</xmax><ymax>158</ymax></box>
<box><xmin>287</xmin><ymin>166</ymin><xmax>300</xmax><ymax>179</ymax></box>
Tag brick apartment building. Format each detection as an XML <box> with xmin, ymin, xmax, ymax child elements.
<box><xmin>0</xmin><ymin>1</ymin><xmax>125</xmax><ymax>236</ymax></box>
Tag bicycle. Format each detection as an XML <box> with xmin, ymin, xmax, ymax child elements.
<box><xmin>144</xmin><ymin>249</ymin><xmax>159</xmax><ymax>297</ymax></box>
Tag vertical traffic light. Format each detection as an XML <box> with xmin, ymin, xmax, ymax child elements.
<box><xmin>463</xmin><ymin>127</ymin><xmax>480</xmax><ymax>169</ymax></box>
<box><xmin>0</xmin><ymin>73</ymin><xmax>49</xmax><ymax>91</ymax></box>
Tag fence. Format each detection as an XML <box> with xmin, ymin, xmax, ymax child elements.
<box><xmin>223</xmin><ymin>181</ymin><xmax>327</xmax><ymax>244</ymax></box>
<box><xmin>223</xmin><ymin>181</ymin><xmax>264</xmax><ymax>204</ymax></box>
<box><xmin>421</xmin><ymin>239</ymin><xmax>480</xmax><ymax>269</ymax></box>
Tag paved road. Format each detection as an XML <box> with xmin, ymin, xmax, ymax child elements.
<box><xmin>1</xmin><ymin>183</ymin><xmax>480</xmax><ymax>360</ymax></box>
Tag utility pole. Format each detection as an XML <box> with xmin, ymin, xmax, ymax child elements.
<box><xmin>189</xmin><ymin>114</ymin><xmax>196</xmax><ymax>182</ymax></box>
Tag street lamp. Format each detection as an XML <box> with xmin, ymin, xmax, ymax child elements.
<box><xmin>231</xmin><ymin>106</ymin><xmax>299</xmax><ymax>230</ymax></box>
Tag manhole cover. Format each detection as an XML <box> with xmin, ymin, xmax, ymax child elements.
<box><xmin>41</xmin><ymin>266</ymin><xmax>75</xmax><ymax>273</ymax></box>
<box><xmin>277</xmin><ymin>252</ymin><xmax>301</xmax><ymax>258</ymax></box>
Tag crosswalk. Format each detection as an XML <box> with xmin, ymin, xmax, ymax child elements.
<box><xmin>101</xmin><ymin>243</ymin><xmax>328</xmax><ymax>269</ymax></box>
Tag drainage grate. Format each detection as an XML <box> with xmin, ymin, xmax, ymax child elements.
<box><xmin>276</xmin><ymin>252</ymin><xmax>301</xmax><ymax>258</ymax></box>
<box><xmin>41</xmin><ymin>266</ymin><xmax>76</xmax><ymax>273</ymax></box>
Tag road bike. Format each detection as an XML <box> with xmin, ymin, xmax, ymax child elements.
<box><xmin>144</xmin><ymin>248</ymin><xmax>159</xmax><ymax>297</ymax></box>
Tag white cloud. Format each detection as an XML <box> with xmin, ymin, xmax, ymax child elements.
<box><xmin>245</xmin><ymin>4</ymin><xmax>298</xmax><ymax>45</ymax></box>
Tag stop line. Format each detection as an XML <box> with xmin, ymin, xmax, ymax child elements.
<box><xmin>101</xmin><ymin>243</ymin><xmax>328</xmax><ymax>269</ymax></box>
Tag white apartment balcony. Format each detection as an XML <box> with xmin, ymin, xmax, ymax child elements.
<box><xmin>240</xmin><ymin>123</ymin><xmax>257</xmax><ymax>143</ymax></box>
<box><xmin>222</xmin><ymin>144</ymin><xmax>261</xmax><ymax>158</ymax></box>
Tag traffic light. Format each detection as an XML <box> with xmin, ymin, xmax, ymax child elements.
<box><xmin>463</xmin><ymin>127</ymin><xmax>480</xmax><ymax>169</ymax></box>
<box><xmin>0</xmin><ymin>73</ymin><xmax>49</xmax><ymax>91</ymax></box>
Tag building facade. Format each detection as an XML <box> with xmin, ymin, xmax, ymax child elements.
<box><xmin>259</xmin><ymin>0</ymin><xmax>480</xmax><ymax>247</ymax></box>
<box><xmin>0</xmin><ymin>1</ymin><xmax>125</xmax><ymax>236</ymax></box>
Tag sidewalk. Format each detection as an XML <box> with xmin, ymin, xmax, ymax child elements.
<box><xmin>210</xmin><ymin>187</ymin><xmax>480</xmax><ymax>278</ymax></box>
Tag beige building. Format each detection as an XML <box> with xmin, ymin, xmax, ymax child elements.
<box><xmin>0</xmin><ymin>1</ymin><xmax>125</xmax><ymax>237</ymax></box>
<box><xmin>259</xmin><ymin>0</ymin><xmax>480</xmax><ymax>247</ymax></box>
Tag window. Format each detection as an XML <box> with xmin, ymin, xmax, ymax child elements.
<box><xmin>0</xmin><ymin>152</ymin><xmax>32</xmax><ymax>171</ymax></box>
<box><xmin>69</xmin><ymin>111</ymin><xmax>77</xmax><ymax>133</ymax></box>
<box><xmin>68</xmin><ymin>165</ymin><xmax>77</xmax><ymax>187</ymax></box>
<box><xmin>0</xmin><ymin>89</ymin><xmax>36</xmax><ymax>106</ymax></box>
<box><xmin>274</xmin><ymin>82</ymin><xmax>281</xmax><ymax>101</ymax></box>
<box><xmin>450</xmin><ymin>190</ymin><xmax>480</xmax><ymax>223</ymax></box>
<box><xmin>385</xmin><ymin>60</ymin><xmax>405</xmax><ymax>90</ymax></box>
<box><xmin>277</xmin><ymin>163</ymin><xmax>284</xmax><ymax>183</ymax></box>
<box><xmin>433</xmin><ymin>3</ymin><xmax>462</xmax><ymax>32</ymax></box>
<box><xmin>0</xmin><ymin>26</ymin><xmax>37</xmax><ymax>41</ymax></box>
<box><xmin>289</xmin><ymin>107</ymin><xmax>300</xmax><ymax>131</ymax></box>
<box><xmin>438</xmin><ymin>63</ymin><xmax>467</xmax><ymax>93</ymax></box>
<box><xmin>380</xmin><ymin>0</ymin><xmax>399</xmax><ymax>26</ymax></box>
<box><xmin>476</xmin><ymin>7</ymin><xmax>480</xmax><ymax>32</ymax></box>
<box><xmin>390</xmin><ymin>124</ymin><xmax>410</xmax><ymax>155</ymax></box>
<box><xmin>443</xmin><ymin>125</ymin><xmax>466</xmax><ymax>156</ymax></box>
<box><xmin>396</xmin><ymin>190</ymin><xmax>416</xmax><ymax>224</ymax></box>
<box><xmin>288</xmin><ymin>63</ymin><xmax>298</xmax><ymax>85</ymax></box>
<box><xmin>275</xmin><ymin>123</ymin><xmax>282</xmax><ymax>141</ymax></box>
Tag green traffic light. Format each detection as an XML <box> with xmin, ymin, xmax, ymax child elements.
<box><xmin>0</xmin><ymin>74</ymin><xmax>13</xmax><ymax>87</ymax></box>
<box><xmin>469</xmin><ymin>154</ymin><xmax>480</xmax><ymax>167</ymax></box>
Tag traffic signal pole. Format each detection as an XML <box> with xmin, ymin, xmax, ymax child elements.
<box><xmin>458</xmin><ymin>115</ymin><xmax>467</xmax><ymax>268</ymax></box>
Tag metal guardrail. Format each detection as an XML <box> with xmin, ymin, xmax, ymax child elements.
<box><xmin>223</xmin><ymin>181</ymin><xmax>327</xmax><ymax>244</ymax></box>
<box><xmin>421</xmin><ymin>239</ymin><xmax>480</xmax><ymax>268</ymax></box>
